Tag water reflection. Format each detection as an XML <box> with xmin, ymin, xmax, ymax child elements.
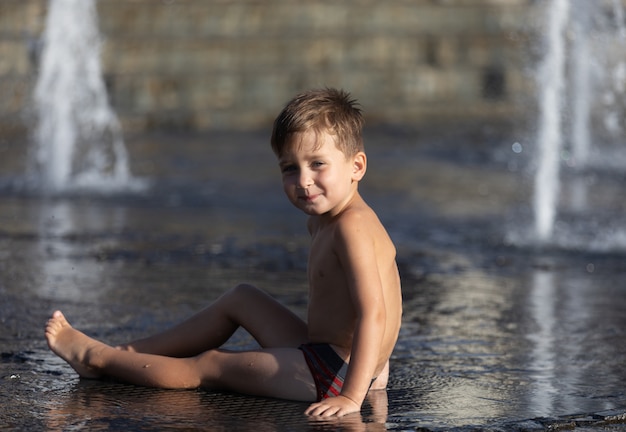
<box><xmin>527</xmin><ymin>270</ymin><xmax>558</xmax><ymax>416</ymax></box>
<box><xmin>389</xmin><ymin>261</ymin><xmax>522</xmax><ymax>427</ymax></box>
<box><xmin>389</xmin><ymin>250</ymin><xmax>626</xmax><ymax>428</ymax></box>
<box><xmin>42</xmin><ymin>381</ymin><xmax>388</xmax><ymax>431</ymax></box>
<box><xmin>1</xmin><ymin>131</ymin><xmax>625</xmax><ymax>430</ymax></box>
<box><xmin>33</xmin><ymin>199</ymin><xmax>127</xmax><ymax>302</ymax></box>
<box><xmin>524</xmin><ymin>264</ymin><xmax>626</xmax><ymax>416</ymax></box>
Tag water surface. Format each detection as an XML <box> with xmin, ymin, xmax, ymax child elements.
<box><xmin>1</xmin><ymin>129</ymin><xmax>625</xmax><ymax>431</ymax></box>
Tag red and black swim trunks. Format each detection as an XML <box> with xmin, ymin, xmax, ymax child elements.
<box><xmin>298</xmin><ymin>343</ymin><xmax>348</xmax><ymax>401</ymax></box>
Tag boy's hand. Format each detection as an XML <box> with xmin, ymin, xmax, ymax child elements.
<box><xmin>304</xmin><ymin>395</ymin><xmax>360</xmax><ymax>417</ymax></box>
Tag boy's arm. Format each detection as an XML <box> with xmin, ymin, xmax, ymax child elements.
<box><xmin>305</xmin><ymin>214</ymin><xmax>386</xmax><ymax>417</ymax></box>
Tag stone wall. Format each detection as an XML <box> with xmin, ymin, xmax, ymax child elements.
<box><xmin>1</xmin><ymin>0</ymin><xmax>537</xmax><ymax>135</ymax></box>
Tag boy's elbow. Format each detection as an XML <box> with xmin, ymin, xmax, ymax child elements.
<box><xmin>366</xmin><ymin>304</ymin><xmax>386</xmax><ymax>328</ymax></box>
<box><xmin>378</xmin><ymin>297</ymin><xmax>387</xmax><ymax>320</ymax></box>
<box><xmin>377</xmin><ymin>309</ymin><xmax>387</xmax><ymax>329</ymax></box>
<box><xmin>356</xmin><ymin>297</ymin><xmax>386</xmax><ymax>329</ymax></box>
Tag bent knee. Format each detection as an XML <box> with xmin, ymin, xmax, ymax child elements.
<box><xmin>223</xmin><ymin>283</ymin><xmax>264</xmax><ymax>304</ymax></box>
<box><xmin>232</xmin><ymin>283</ymin><xmax>261</xmax><ymax>296</ymax></box>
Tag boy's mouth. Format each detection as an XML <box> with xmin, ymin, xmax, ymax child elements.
<box><xmin>298</xmin><ymin>193</ymin><xmax>319</xmax><ymax>203</ymax></box>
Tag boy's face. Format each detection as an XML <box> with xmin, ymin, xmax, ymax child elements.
<box><xmin>278</xmin><ymin>130</ymin><xmax>365</xmax><ymax>217</ymax></box>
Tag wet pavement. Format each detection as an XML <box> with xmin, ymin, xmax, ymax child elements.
<box><xmin>1</xmin><ymin>128</ymin><xmax>625</xmax><ymax>430</ymax></box>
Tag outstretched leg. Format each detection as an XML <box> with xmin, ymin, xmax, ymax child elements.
<box><xmin>45</xmin><ymin>311</ymin><xmax>316</xmax><ymax>401</ymax></box>
<box><xmin>119</xmin><ymin>284</ymin><xmax>308</xmax><ymax>357</ymax></box>
<box><xmin>45</xmin><ymin>310</ymin><xmax>108</xmax><ymax>380</ymax></box>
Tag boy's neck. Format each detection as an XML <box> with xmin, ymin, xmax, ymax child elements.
<box><xmin>314</xmin><ymin>189</ymin><xmax>363</xmax><ymax>226</ymax></box>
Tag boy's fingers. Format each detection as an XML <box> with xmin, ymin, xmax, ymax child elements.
<box><xmin>305</xmin><ymin>402</ymin><xmax>330</xmax><ymax>416</ymax></box>
<box><xmin>305</xmin><ymin>396</ymin><xmax>359</xmax><ymax>417</ymax></box>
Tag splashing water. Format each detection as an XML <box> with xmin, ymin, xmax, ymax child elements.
<box><xmin>532</xmin><ymin>0</ymin><xmax>626</xmax><ymax>245</ymax></box>
<box><xmin>32</xmin><ymin>0</ymin><xmax>144</xmax><ymax>193</ymax></box>
<box><xmin>569</xmin><ymin>3</ymin><xmax>592</xmax><ymax>166</ymax></box>
<box><xmin>533</xmin><ymin>0</ymin><xmax>569</xmax><ymax>242</ymax></box>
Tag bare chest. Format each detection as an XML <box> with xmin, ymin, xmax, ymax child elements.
<box><xmin>308</xmin><ymin>232</ymin><xmax>341</xmax><ymax>287</ymax></box>
<box><xmin>307</xmin><ymin>234</ymin><xmax>353</xmax><ymax>318</ymax></box>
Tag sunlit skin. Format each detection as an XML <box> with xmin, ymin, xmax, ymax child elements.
<box><xmin>45</xmin><ymin>119</ymin><xmax>401</xmax><ymax>419</ymax></box>
<box><xmin>279</xmin><ymin>131</ymin><xmax>402</xmax><ymax>416</ymax></box>
<box><xmin>279</xmin><ymin>131</ymin><xmax>363</xmax><ymax>218</ymax></box>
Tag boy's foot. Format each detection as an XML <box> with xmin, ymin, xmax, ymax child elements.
<box><xmin>45</xmin><ymin>310</ymin><xmax>104</xmax><ymax>380</ymax></box>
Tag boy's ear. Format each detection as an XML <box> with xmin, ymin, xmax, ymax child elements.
<box><xmin>351</xmin><ymin>152</ymin><xmax>367</xmax><ymax>181</ymax></box>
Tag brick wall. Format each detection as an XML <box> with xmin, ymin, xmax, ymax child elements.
<box><xmin>1</xmin><ymin>0</ymin><xmax>536</xmax><ymax>135</ymax></box>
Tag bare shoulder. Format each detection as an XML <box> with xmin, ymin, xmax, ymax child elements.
<box><xmin>335</xmin><ymin>201</ymin><xmax>391</xmax><ymax>240</ymax></box>
<box><xmin>333</xmin><ymin>201</ymin><xmax>397</xmax><ymax>261</ymax></box>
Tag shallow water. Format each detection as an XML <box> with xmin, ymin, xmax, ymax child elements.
<box><xmin>1</xmin><ymin>129</ymin><xmax>625</xmax><ymax>431</ymax></box>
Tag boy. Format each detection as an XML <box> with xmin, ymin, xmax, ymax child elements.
<box><xmin>45</xmin><ymin>88</ymin><xmax>403</xmax><ymax>418</ymax></box>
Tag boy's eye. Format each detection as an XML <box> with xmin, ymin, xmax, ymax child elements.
<box><xmin>281</xmin><ymin>164</ymin><xmax>297</xmax><ymax>174</ymax></box>
<box><xmin>311</xmin><ymin>161</ymin><xmax>324</xmax><ymax>168</ymax></box>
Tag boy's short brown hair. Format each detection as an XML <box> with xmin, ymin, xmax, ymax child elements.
<box><xmin>271</xmin><ymin>88</ymin><xmax>364</xmax><ymax>158</ymax></box>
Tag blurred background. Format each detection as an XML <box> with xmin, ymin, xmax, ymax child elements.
<box><xmin>1</xmin><ymin>1</ymin><xmax>625</xmax><ymax>430</ymax></box>
<box><xmin>2</xmin><ymin>0</ymin><xmax>533</xmax><ymax>136</ymax></box>
<box><xmin>2</xmin><ymin>0</ymin><xmax>624</xmax><ymax>247</ymax></box>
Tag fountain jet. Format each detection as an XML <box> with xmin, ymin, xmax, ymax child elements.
<box><xmin>533</xmin><ymin>0</ymin><xmax>625</xmax><ymax>244</ymax></box>
<box><xmin>32</xmin><ymin>0</ymin><xmax>141</xmax><ymax>193</ymax></box>
<box><xmin>533</xmin><ymin>0</ymin><xmax>569</xmax><ymax>242</ymax></box>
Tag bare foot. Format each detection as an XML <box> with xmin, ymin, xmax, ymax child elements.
<box><xmin>45</xmin><ymin>310</ymin><xmax>106</xmax><ymax>379</ymax></box>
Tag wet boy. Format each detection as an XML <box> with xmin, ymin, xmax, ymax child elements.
<box><xmin>45</xmin><ymin>88</ymin><xmax>403</xmax><ymax>418</ymax></box>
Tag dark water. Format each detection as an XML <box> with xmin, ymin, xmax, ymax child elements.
<box><xmin>1</xmin><ymin>128</ymin><xmax>625</xmax><ymax>431</ymax></box>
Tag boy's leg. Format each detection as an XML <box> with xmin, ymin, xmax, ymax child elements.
<box><xmin>195</xmin><ymin>348</ymin><xmax>316</xmax><ymax>401</ymax></box>
<box><xmin>46</xmin><ymin>311</ymin><xmax>316</xmax><ymax>401</ymax></box>
<box><xmin>370</xmin><ymin>361</ymin><xmax>389</xmax><ymax>390</ymax></box>
<box><xmin>121</xmin><ymin>284</ymin><xmax>308</xmax><ymax>357</ymax></box>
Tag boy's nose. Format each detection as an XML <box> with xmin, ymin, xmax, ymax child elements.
<box><xmin>297</xmin><ymin>170</ymin><xmax>313</xmax><ymax>188</ymax></box>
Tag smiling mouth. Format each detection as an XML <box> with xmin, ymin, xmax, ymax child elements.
<box><xmin>298</xmin><ymin>194</ymin><xmax>319</xmax><ymax>202</ymax></box>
